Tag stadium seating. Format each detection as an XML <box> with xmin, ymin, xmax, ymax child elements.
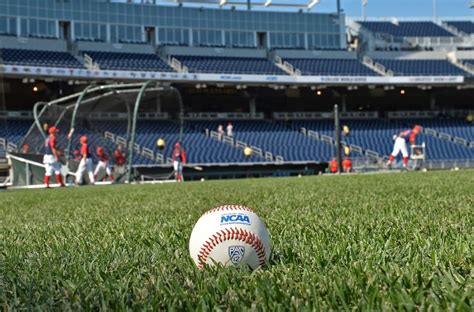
<box><xmin>189</xmin><ymin>120</ymin><xmax>335</xmax><ymax>162</ymax></box>
<box><xmin>0</xmin><ymin>49</ymin><xmax>84</xmax><ymax>68</ymax></box>
<box><xmin>374</xmin><ymin>59</ymin><xmax>468</xmax><ymax>76</ymax></box>
<box><xmin>285</xmin><ymin>59</ymin><xmax>379</xmax><ymax>76</ymax></box>
<box><xmin>2</xmin><ymin>117</ymin><xmax>473</xmax><ymax>164</ymax></box>
<box><xmin>96</xmin><ymin>121</ymin><xmax>263</xmax><ymax>164</ymax></box>
<box><xmin>445</xmin><ymin>21</ymin><xmax>474</xmax><ymax>35</ymax></box>
<box><xmin>82</xmin><ymin>51</ymin><xmax>175</xmax><ymax>72</ymax></box>
<box><xmin>0</xmin><ymin>120</ymin><xmax>31</xmax><ymax>146</ymax></box>
<box><xmin>463</xmin><ymin>59</ymin><xmax>474</xmax><ymax>67</ymax></box>
<box><xmin>403</xmin><ymin>118</ymin><xmax>474</xmax><ymax>142</ymax></box>
<box><xmin>172</xmin><ymin>56</ymin><xmax>286</xmax><ymax>75</ymax></box>
<box><xmin>293</xmin><ymin>119</ymin><xmax>474</xmax><ymax>161</ymax></box>
<box><xmin>359</xmin><ymin>21</ymin><xmax>454</xmax><ymax>37</ymax></box>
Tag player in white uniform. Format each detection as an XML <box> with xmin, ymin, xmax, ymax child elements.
<box><xmin>387</xmin><ymin>125</ymin><xmax>421</xmax><ymax>168</ymax></box>
<box><xmin>43</xmin><ymin>127</ymin><xmax>64</xmax><ymax>188</ymax></box>
<box><xmin>94</xmin><ymin>146</ymin><xmax>114</xmax><ymax>182</ymax></box>
<box><xmin>75</xmin><ymin>135</ymin><xmax>95</xmax><ymax>185</ymax></box>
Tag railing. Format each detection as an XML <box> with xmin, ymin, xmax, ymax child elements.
<box><xmin>274</xmin><ymin>111</ymin><xmax>379</xmax><ymax>120</ymax></box>
<box><xmin>103</xmin><ymin>131</ymin><xmax>168</xmax><ymax>164</ymax></box>
<box><xmin>185</xmin><ymin>112</ymin><xmax>264</xmax><ymax>120</ymax></box>
<box><xmin>422</xmin><ymin>127</ymin><xmax>473</xmax><ymax>148</ymax></box>
<box><xmin>387</xmin><ymin>110</ymin><xmax>473</xmax><ymax>119</ymax></box>
<box><xmin>274</xmin><ymin>55</ymin><xmax>301</xmax><ymax>76</ymax></box>
<box><xmin>206</xmin><ymin>129</ymin><xmax>284</xmax><ymax>162</ymax></box>
<box><xmin>362</xmin><ymin>55</ymin><xmax>394</xmax><ymax>76</ymax></box>
<box><xmin>301</xmin><ymin>127</ymin><xmax>384</xmax><ymax>161</ymax></box>
<box><xmin>83</xmin><ymin>53</ymin><xmax>100</xmax><ymax>70</ymax></box>
<box><xmin>169</xmin><ymin>57</ymin><xmax>188</xmax><ymax>73</ymax></box>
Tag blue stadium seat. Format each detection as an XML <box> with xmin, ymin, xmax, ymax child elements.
<box><xmin>83</xmin><ymin>51</ymin><xmax>175</xmax><ymax>72</ymax></box>
<box><xmin>463</xmin><ymin>59</ymin><xmax>474</xmax><ymax>67</ymax></box>
<box><xmin>0</xmin><ymin>49</ymin><xmax>84</xmax><ymax>68</ymax></box>
<box><xmin>445</xmin><ymin>21</ymin><xmax>474</xmax><ymax>35</ymax></box>
<box><xmin>375</xmin><ymin>59</ymin><xmax>468</xmax><ymax>76</ymax></box>
<box><xmin>293</xmin><ymin>119</ymin><xmax>474</xmax><ymax>161</ymax></box>
<box><xmin>190</xmin><ymin>120</ymin><xmax>334</xmax><ymax>162</ymax></box>
<box><xmin>2</xmin><ymin>118</ymin><xmax>472</xmax><ymax>165</ymax></box>
<box><xmin>285</xmin><ymin>59</ymin><xmax>379</xmax><ymax>76</ymax></box>
<box><xmin>173</xmin><ymin>56</ymin><xmax>286</xmax><ymax>75</ymax></box>
<box><xmin>359</xmin><ymin>21</ymin><xmax>454</xmax><ymax>37</ymax></box>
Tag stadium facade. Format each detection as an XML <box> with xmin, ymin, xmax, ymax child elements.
<box><xmin>0</xmin><ymin>0</ymin><xmax>473</xmax><ymax>185</ymax></box>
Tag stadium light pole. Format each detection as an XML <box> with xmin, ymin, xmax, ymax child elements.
<box><xmin>334</xmin><ymin>104</ymin><xmax>342</xmax><ymax>174</ymax></box>
<box><xmin>432</xmin><ymin>0</ymin><xmax>437</xmax><ymax>21</ymax></box>
<box><xmin>362</xmin><ymin>0</ymin><xmax>367</xmax><ymax>21</ymax></box>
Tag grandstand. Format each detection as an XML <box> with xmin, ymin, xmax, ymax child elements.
<box><xmin>0</xmin><ymin>0</ymin><xmax>473</xmax><ymax>184</ymax></box>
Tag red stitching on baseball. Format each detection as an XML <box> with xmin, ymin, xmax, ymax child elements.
<box><xmin>197</xmin><ymin>227</ymin><xmax>267</xmax><ymax>269</ymax></box>
<box><xmin>205</xmin><ymin>205</ymin><xmax>254</xmax><ymax>215</ymax></box>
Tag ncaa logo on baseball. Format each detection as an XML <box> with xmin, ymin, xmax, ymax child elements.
<box><xmin>220</xmin><ymin>213</ymin><xmax>251</xmax><ymax>225</ymax></box>
<box><xmin>189</xmin><ymin>205</ymin><xmax>271</xmax><ymax>269</ymax></box>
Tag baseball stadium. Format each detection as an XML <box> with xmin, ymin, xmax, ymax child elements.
<box><xmin>0</xmin><ymin>0</ymin><xmax>473</xmax><ymax>309</ymax></box>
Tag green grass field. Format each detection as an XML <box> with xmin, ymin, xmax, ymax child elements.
<box><xmin>1</xmin><ymin>171</ymin><xmax>473</xmax><ymax>310</ymax></box>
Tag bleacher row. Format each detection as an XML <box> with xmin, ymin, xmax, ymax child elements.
<box><xmin>359</xmin><ymin>21</ymin><xmax>474</xmax><ymax>37</ymax></box>
<box><xmin>1</xmin><ymin>48</ymin><xmax>473</xmax><ymax>76</ymax></box>
<box><xmin>1</xmin><ymin>118</ymin><xmax>473</xmax><ymax>165</ymax></box>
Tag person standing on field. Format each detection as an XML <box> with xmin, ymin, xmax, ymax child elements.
<box><xmin>43</xmin><ymin>127</ymin><xmax>64</xmax><ymax>188</ymax></box>
<box><xmin>75</xmin><ymin>135</ymin><xmax>95</xmax><ymax>185</ymax></box>
<box><xmin>172</xmin><ymin>142</ymin><xmax>186</xmax><ymax>183</ymax></box>
<box><xmin>94</xmin><ymin>146</ymin><xmax>114</xmax><ymax>182</ymax></box>
<box><xmin>329</xmin><ymin>158</ymin><xmax>338</xmax><ymax>174</ymax></box>
<box><xmin>386</xmin><ymin>125</ymin><xmax>421</xmax><ymax>169</ymax></box>
<box><xmin>342</xmin><ymin>156</ymin><xmax>352</xmax><ymax>173</ymax></box>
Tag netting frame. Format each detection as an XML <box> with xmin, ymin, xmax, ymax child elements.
<box><xmin>20</xmin><ymin>81</ymin><xmax>184</xmax><ymax>183</ymax></box>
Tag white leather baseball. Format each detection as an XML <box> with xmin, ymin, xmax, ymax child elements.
<box><xmin>189</xmin><ymin>205</ymin><xmax>271</xmax><ymax>269</ymax></box>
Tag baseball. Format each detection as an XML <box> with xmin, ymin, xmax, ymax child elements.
<box><xmin>189</xmin><ymin>205</ymin><xmax>271</xmax><ymax>269</ymax></box>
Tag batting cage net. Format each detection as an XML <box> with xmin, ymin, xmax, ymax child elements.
<box><xmin>15</xmin><ymin>82</ymin><xmax>184</xmax><ymax>186</ymax></box>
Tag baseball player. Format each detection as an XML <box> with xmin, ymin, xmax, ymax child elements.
<box><xmin>43</xmin><ymin>127</ymin><xmax>64</xmax><ymax>188</ymax></box>
<box><xmin>94</xmin><ymin>146</ymin><xmax>114</xmax><ymax>182</ymax></box>
<box><xmin>387</xmin><ymin>125</ymin><xmax>422</xmax><ymax>168</ymax></box>
<box><xmin>75</xmin><ymin>135</ymin><xmax>95</xmax><ymax>185</ymax></box>
<box><xmin>172</xmin><ymin>142</ymin><xmax>186</xmax><ymax>182</ymax></box>
<box><xmin>342</xmin><ymin>156</ymin><xmax>353</xmax><ymax>173</ymax></box>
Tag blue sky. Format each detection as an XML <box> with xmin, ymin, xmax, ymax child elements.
<box><xmin>123</xmin><ymin>0</ymin><xmax>473</xmax><ymax>18</ymax></box>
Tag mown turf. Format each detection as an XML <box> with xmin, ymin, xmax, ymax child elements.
<box><xmin>1</xmin><ymin>170</ymin><xmax>473</xmax><ymax>310</ymax></box>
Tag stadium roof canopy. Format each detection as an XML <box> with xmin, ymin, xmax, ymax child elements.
<box><xmin>109</xmin><ymin>0</ymin><xmax>323</xmax><ymax>11</ymax></box>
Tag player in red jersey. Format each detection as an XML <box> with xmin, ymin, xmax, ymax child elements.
<box><xmin>172</xmin><ymin>142</ymin><xmax>186</xmax><ymax>182</ymax></box>
<box><xmin>75</xmin><ymin>136</ymin><xmax>95</xmax><ymax>185</ymax></box>
<box><xmin>42</xmin><ymin>127</ymin><xmax>64</xmax><ymax>188</ymax></box>
<box><xmin>329</xmin><ymin>158</ymin><xmax>338</xmax><ymax>174</ymax></box>
<box><xmin>342</xmin><ymin>156</ymin><xmax>353</xmax><ymax>173</ymax></box>
<box><xmin>94</xmin><ymin>147</ymin><xmax>113</xmax><ymax>182</ymax></box>
<box><xmin>386</xmin><ymin>125</ymin><xmax>422</xmax><ymax>169</ymax></box>
<box><xmin>114</xmin><ymin>145</ymin><xmax>126</xmax><ymax>167</ymax></box>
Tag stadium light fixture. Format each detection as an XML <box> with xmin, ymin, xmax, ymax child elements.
<box><xmin>308</xmin><ymin>0</ymin><xmax>320</xmax><ymax>10</ymax></box>
<box><xmin>400</xmin><ymin>89</ymin><xmax>406</xmax><ymax>95</ymax></box>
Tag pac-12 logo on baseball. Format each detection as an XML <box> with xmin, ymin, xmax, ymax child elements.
<box><xmin>220</xmin><ymin>213</ymin><xmax>251</xmax><ymax>225</ymax></box>
<box><xmin>228</xmin><ymin>246</ymin><xmax>246</xmax><ymax>265</ymax></box>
